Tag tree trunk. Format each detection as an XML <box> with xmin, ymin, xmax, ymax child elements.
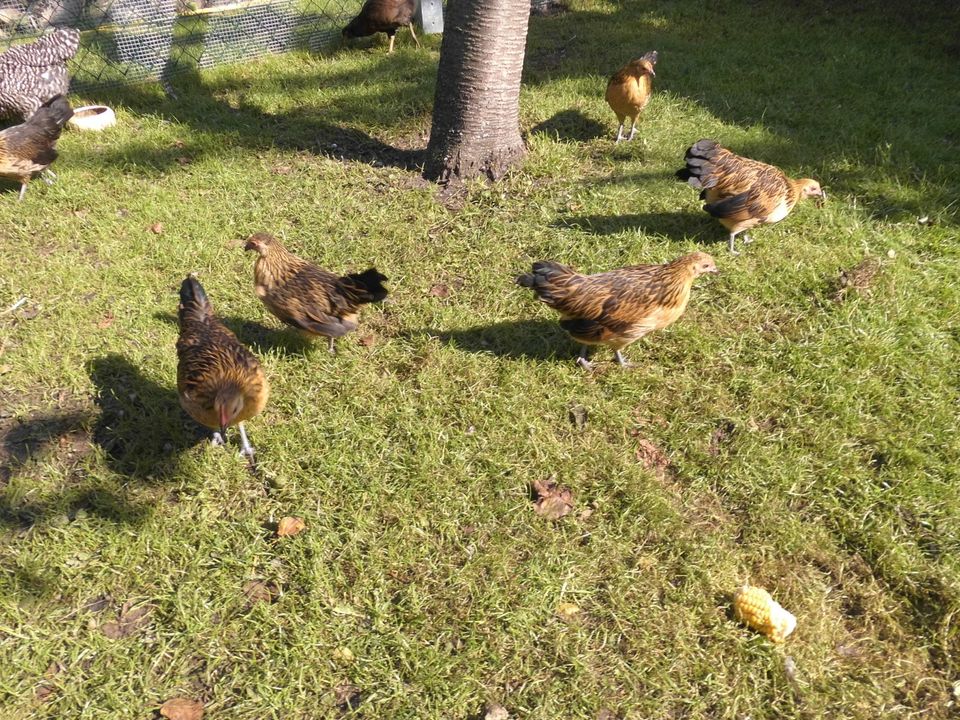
<box><xmin>425</xmin><ymin>0</ymin><xmax>531</xmax><ymax>183</ymax></box>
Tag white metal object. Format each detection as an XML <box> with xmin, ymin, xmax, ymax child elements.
<box><xmin>417</xmin><ymin>0</ymin><xmax>443</xmax><ymax>34</ymax></box>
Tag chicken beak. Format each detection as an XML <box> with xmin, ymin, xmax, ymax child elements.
<box><xmin>219</xmin><ymin>406</ymin><xmax>230</xmax><ymax>437</ymax></box>
<box><xmin>815</xmin><ymin>190</ymin><xmax>827</xmax><ymax>209</ymax></box>
<box><xmin>649</xmin><ymin>69</ymin><xmax>656</xmax><ymax>77</ymax></box>
<box><xmin>243</xmin><ymin>238</ymin><xmax>258</xmax><ymax>252</ymax></box>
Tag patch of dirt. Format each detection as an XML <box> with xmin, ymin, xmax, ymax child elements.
<box><xmin>0</xmin><ymin>402</ymin><xmax>94</xmax><ymax>481</ymax></box>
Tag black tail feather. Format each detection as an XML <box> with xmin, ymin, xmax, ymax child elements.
<box><xmin>341</xmin><ymin>268</ymin><xmax>389</xmax><ymax>304</ymax></box>
<box><xmin>178</xmin><ymin>275</ymin><xmax>213</xmax><ymax>325</ymax></box>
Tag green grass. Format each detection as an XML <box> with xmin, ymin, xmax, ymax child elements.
<box><xmin>2</xmin><ymin>0</ymin><xmax>960</xmax><ymax>717</ymax></box>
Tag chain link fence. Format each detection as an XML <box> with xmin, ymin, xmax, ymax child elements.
<box><xmin>0</xmin><ymin>0</ymin><xmax>364</xmax><ymax>91</ymax></box>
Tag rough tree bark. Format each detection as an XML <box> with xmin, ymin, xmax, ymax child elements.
<box><xmin>424</xmin><ymin>0</ymin><xmax>531</xmax><ymax>183</ymax></box>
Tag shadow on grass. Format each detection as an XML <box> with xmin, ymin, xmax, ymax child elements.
<box><xmin>88</xmin><ymin>353</ymin><xmax>205</xmax><ymax>479</ymax></box>
<box><xmin>74</xmin><ymin>57</ymin><xmax>433</xmax><ymax>174</ymax></box>
<box><xmin>425</xmin><ymin>319</ymin><xmax>578</xmax><ymax>361</ymax></box>
<box><xmin>153</xmin><ymin>311</ymin><xmax>315</xmax><ymax>357</ymax></box>
<box><xmin>553</xmin><ymin>211</ymin><xmax>715</xmax><ymax>242</ymax></box>
<box><xmin>528</xmin><ymin>109</ymin><xmax>607</xmax><ymax>142</ymax></box>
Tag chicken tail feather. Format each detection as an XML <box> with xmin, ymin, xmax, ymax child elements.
<box><xmin>178</xmin><ymin>275</ymin><xmax>214</xmax><ymax>326</ymax></box>
<box><xmin>340</xmin><ymin>268</ymin><xmax>389</xmax><ymax>304</ymax></box>
<box><xmin>677</xmin><ymin>138</ymin><xmax>722</xmax><ymax>189</ymax></box>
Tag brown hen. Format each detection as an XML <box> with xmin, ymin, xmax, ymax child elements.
<box><xmin>677</xmin><ymin>139</ymin><xmax>824</xmax><ymax>254</ymax></box>
<box><xmin>517</xmin><ymin>251</ymin><xmax>718</xmax><ymax>370</ymax></box>
<box><xmin>605</xmin><ymin>51</ymin><xmax>657</xmax><ymax>143</ymax></box>
<box><xmin>176</xmin><ymin>275</ymin><xmax>269</xmax><ymax>459</ymax></box>
<box><xmin>245</xmin><ymin>233</ymin><xmax>389</xmax><ymax>354</ymax></box>
<box><xmin>0</xmin><ymin>94</ymin><xmax>72</xmax><ymax>201</ymax></box>
<box><xmin>342</xmin><ymin>0</ymin><xmax>421</xmax><ymax>54</ymax></box>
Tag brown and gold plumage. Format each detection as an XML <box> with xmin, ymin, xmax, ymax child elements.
<box><xmin>605</xmin><ymin>51</ymin><xmax>657</xmax><ymax>143</ymax></box>
<box><xmin>0</xmin><ymin>94</ymin><xmax>72</xmax><ymax>201</ymax></box>
<box><xmin>517</xmin><ymin>251</ymin><xmax>718</xmax><ymax>369</ymax></box>
<box><xmin>342</xmin><ymin>0</ymin><xmax>421</xmax><ymax>54</ymax></box>
<box><xmin>245</xmin><ymin>233</ymin><xmax>388</xmax><ymax>354</ymax></box>
<box><xmin>176</xmin><ymin>275</ymin><xmax>269</xmax><ymax>459</ymax></box>
<box><xmin>677</xmin><ymin>138</ymin><xmax>824</xmax><ymax>254</ymax></box>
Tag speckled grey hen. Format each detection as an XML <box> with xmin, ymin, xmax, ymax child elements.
<box><xmin>0</xmin><ymin>28</ymin><xmax>80</xmax><ymax>121</ymax></box>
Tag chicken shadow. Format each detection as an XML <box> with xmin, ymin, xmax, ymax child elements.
<box><xmin>554</xmin><ymin>211</ymin><xmax>715</xmax><ymax>242</ymax></box>
<box><xmin>528</xmin><ymin>109</ymin><xmax>607</xmax><ymax>142</ymax></box>
<box><xmin>425</xmin><ymin>319</ymin><xmax>579</xmax><ymax>361</ymax></box>
<box><xmin>87</xmin><ymin>353</ymin><xmax>205</xmax><ymax>479</ymax></box>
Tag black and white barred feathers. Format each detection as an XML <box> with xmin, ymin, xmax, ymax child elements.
<box><xmin>0</xmin><ymin>27</ymin><xmax>80</xmax><ymax>121</ymax></box>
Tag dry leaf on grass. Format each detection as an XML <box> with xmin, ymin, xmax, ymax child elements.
<box><xmin>35</xmin><ymin>684</ymin><xmax>56</xmax><ymax>702</ymax></box>
<box><xmin>532</xmin><ymin>477</ymin><xmax>574</xmax><ymax>521</ymax></box>
<box><xmin>159</xmin><ymin>697</ymin><xmax>204</xmax><ymax>720</ymax></box>
<box><xmin>276</xmin><ymin>516</ymin><xmax>306</xmax><ymax>537</ymax></box>
<box><xmin>242</xmin><ymin>579</ymin><xmax>278</xmax><ymax>606</ymax></box>
<box><xmin>101</xmin><ymin>601</ymin><xmax>152</xmax><ymax>639</ymax></box>
<box><xmin>149</xmin><ymin>222</ymin><xmax>164</xmax><ymax>234</ymax></box>
<box><xmin>357</xmin><ymin>333</ymin><xmax>377</xmax><ymax>347</ymax></box>
<box><xmin>332</xmin><ymin>646</ymin><xmax>355</xmax><ymax>664</ymax></box>
<box><xmin>428</xmin><ymin>283</ymin><xmax>450</xmax><ymax>298</ymax></box>
<box><xmin>333</xmin><ymin>683</ymin><xmax>361</xmax><ymax>711</ymax></box>
<box><xmin>634</xmin><ymin>437</ymin><xmax>671</xmax><ymax>477</ymax></box>
<box><xmin>568</xmin><ymin>403</ymin><xmax>588</xmax><ymax>431</ymax></box>
<box><xmin>97</xmin><ymin>313</ymin><xmax>114</xmax><ymax>330</ymax></box>
<box><xmin>271</xmin><ymin>165</ymin><xmax>292</xmax><ymax>175</ymax></box>
<box><xmin>596</xmin><ymin>710</ymin><xmax>619</xmax><ymax>720</ymax></box>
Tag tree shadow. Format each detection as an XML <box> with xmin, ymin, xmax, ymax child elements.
<box><xmin>72</xmin><ymin>58</ymin><xmax>434</xmax><ymax>174</ymax></box>
<box><xmin>521</xmin><ymin>0</ymin><xmax>960</xmax><ymax>225</ymax></box>
<box><xmin>423</xmin><ymin>319</ymin><xmax>578</xmax><ymax>361</ymax></box>
<box><xmin>528</xmin><ymin>109</ymin><xmax>606</xmax><ymax>142</ymax></box>
<box><xmin>553</xmin><ymin>211</ymin><xmax>715</xmax><ymax>242</ymax></box>
<box><xmin>87</xmin><ymin>353</ymin><xmax>205</xmax><ymax>479</ymax></box>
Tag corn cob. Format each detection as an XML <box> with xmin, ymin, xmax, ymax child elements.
<box><xmin>733</xmin><ymin>584</ymin><xmax>796</xmax><ymax>642</ymax></box>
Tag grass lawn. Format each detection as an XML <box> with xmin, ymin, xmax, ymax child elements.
<box><xmin>2</xmin><ymin>0</ymin><xmax>959</xmax><ymax>717</ymax></box>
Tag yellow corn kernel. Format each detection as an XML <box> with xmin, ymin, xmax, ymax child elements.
<box><xmin>733</xmin><ymin>584</ymin><xmax>796</xmax><ymax>642</ymax></box>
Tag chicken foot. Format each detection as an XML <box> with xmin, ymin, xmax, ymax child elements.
<box><xmin>327</xmin><ymin>337</ymin><xmax>337</xmax><ymax>355</ymax></box>
<box><xmin>627</xmin><ymin>119</ymin><xmax>638</xmax><ymax>142</ymax></box>
<box><xmin>408</xmin><ymin>22</ymin><xmax>421</xmax><ymax>48</ymax></box>
<box><xmin>576</xmin><ymin>346</ymin><xmax>594</xmax><ymax>371</ymax></box>
<box><xmin>614</xmin><ymin>123</ymin><xmax>624</xmax><ymax>143</ymax></box>
<box><xmin>237</xmin><ymin>423</ymin><xmax>255</xmax><ymax>461</ymax></box>
<box><xmin>211</xmin><ymin>431</ymin><xmax>225</xmax><ymax>447</ymax></box>
<box><xmin>614</xmin><ymin>350</ymin><xmax>634</xmax><ymax>368</ymax></box>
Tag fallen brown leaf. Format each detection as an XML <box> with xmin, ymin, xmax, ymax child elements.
<box><xmin>242</xmin><ymin>579</ymin><xmax>277</xmax><ymax>606</ymax></box>
<box><xmin>357</xmin><ymin>333</ymin><xmax>377</xmax><ymax>347</ymax></box>
<box><xmin>532</xmin><ymin>477</ymin><xmax>574</xmax><ymax>521</ymax></box>
<box><xmin>635</xmin><ymin>437</ymin><xmax>671</xmax><ymax>477</ymax></box>
<box><xmin>333</xmin><ymin>683</ymin><xmax>362</xmax><ymax>711</ymax></box>
<box><xmin>428</xmin><ymin>283</ymin><xmax>450</xmax><ymax>298</ymax></box>
<box><xmin>159</xmin><ymin>697</ymin><xmax>204</xmax><ymax>720</ymax></box>
<box><xmin>150</xmin><ymin>222</ymin><xmax>164</xmax><ymax>234</ymax></box>
<box><xmin>176</xmin><ymin>156</ymin><xmax>192</xmax><ymax>166</ymax></box>
<box><xmin>97</xmin><ymin>313</ymin><xmax>115</xmax><ymax>330</ymax></box>
<box><xmin>276</xmin><ymin>516</ymin><xmax>306</xmax><ymax>537</ymax></box>
<box><xmin>35</xmin><ymin>684</ymin><xmax>55</xmax><ymax>702</ymax></box>
<box><xmin>556</xmin><ymin>602</ymin><xmax>580</xmax><ymax>620</ymax></box>
<box><xmin>0</xmin><ymin>365</ymin><xmax>10</xmax><ymax>375</ymax></box>
<box><xmin>101</xmin><ymin>601</ymin><xmax>152</xmax><ymax>639</ymax></box>
<box><xmin>596</xmin><ymin>710</ymin><xmax>619</xmax><ymax>720</ymax></box>
<box><xmin>271</xmin><ymin>165</ymin><xmax>292</xmax><ymax>175</ymax></box>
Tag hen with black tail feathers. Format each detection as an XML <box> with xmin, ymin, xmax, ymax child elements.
<box><xmin>517</xmin><ymin>252</ymin><xmax>718</xmax><ymax>370</ymax></box>
<box><xmin>0</xmin><ymin>94</ymin><xmax>72</xmax><ymax>201</ymax></box>
<box><xmin>176</xmin><ymin>275</ymin><xmax>269</xmax><ymax>460</ymax></box>
<box><xmin>677</xmin><ymin>139</ymin><xmax>824</xmax><ymax>255</ymax></box>
<box><xmin>245</xmin><ymin>233</ymin><xmax>389</xmax><ymax>354</ymax></box>
<box><xmin>0</xmin><ymin>28</ymin><xmax>79</xmax><ymax>120</ymax></box>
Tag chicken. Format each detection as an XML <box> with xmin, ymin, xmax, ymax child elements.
<box><xmin>176</xmin><ymin>275</ymin><xmax>269</xmax><ymax>460</ymax></box>
<box><xmin>676</xmin><ymin>138</ymin><xmax>825</xmax><ymax>255</ymax></box>
<box><xmin>342</xmin><ymin>0</ymin><xmax>421</xmax><ymax>54</ymax></box>
<box><xmin>0</xmin><ymin>94</ymin><xmax>72</xmax><ymax>201</ymax></box>
<box><xmin>0</xmin><ymin>28</ymin><xmax>80</xmax><ymax>121</ymax></box>
<box><xmin>244</xmin><ymin>233</ymin><xmax>389</xmax><ymax>354</ymax></box>
<box><xmin>517</xmin><ymin>251</ymin><xmax>718</xmax><ymax>370</ymax></box>
<box><xmin>605</xmin><ymin>50</ymin><xmax>657</xmax><ymax>143</ymax></box>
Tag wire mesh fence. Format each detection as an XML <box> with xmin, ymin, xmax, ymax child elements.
<box><xmin>0</xmin><ymin>0</ymin><xmax>364</xmax><ymax>92</ymax></box>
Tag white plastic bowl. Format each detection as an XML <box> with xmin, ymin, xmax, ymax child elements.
<box><xmin>67</xmin><ymin>105</ymin><xmax>117</xmax><ymax>132</ymax></box>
